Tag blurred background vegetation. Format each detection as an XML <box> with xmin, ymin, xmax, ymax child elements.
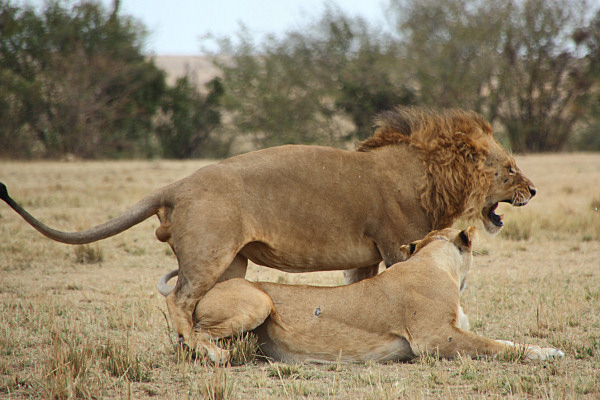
<box><xmin>1</xmin><ymin>0</ymin><xmax>600</xmax><ymax>159</ymax></box>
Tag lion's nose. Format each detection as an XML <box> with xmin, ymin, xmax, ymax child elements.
<box><xmin>529</xmin><ymin>187</ymin><xmax>537</xmax><ymax>197</ymax></box>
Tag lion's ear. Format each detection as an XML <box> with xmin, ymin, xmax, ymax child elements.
<box><xmin>458</xmin><ymin>226</ymin><xmax>477</xmax><ymax>248</ymax></box>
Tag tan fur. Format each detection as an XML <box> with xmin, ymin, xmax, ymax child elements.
<box><xmin>172</xmin><ymin>228</ymin><xmax>563</xmax><ymax>363</ymax></box>
<box><xmin>0</xmin><ymin>106</ymin><xmax>536</xmax><ymax>350</ymax></box>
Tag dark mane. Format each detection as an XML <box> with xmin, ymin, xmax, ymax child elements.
<box><xmin>357</xmin><ymin>106</ymin><xmax>492</xmax><ymax>152</ymax></box>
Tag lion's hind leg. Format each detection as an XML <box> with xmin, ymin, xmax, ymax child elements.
<box><xmin>193</xmin><ymin>278</ymin><xmax>274</xmax><ymax>362</ymax></box>
<box><xmin>166</xmin><ymin>203</ymin><xmax>250</xmax><ymax>351</ymax></box>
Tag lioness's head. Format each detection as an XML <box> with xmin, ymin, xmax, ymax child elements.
<box><xmin>358</xmin><ymin>106</ymin><xmax>536</xmax><ymax>234</ymax></box>
<box><xmin>400</xmin><ymin>226</ymin><xmax>477</xmax><ymax>291</ymax></box>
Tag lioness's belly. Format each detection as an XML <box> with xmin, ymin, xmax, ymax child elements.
<box><xmin>240</xmin><ymin>240</ymin><xmax>381</xmax><ymax>272</ymax></box>
<box><xmin>254</xmin><ymin>323</ymin><xmax>412</xmax><ymax>363</ymax></box>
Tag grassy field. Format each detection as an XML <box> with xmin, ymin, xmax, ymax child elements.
<box><xmin>0</xmin><ymin>153</ymin><xmax>599</xmax><ymax>399</ymax></box>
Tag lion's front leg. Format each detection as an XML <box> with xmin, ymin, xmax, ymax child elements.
<box><xmin>344</xmin><ymin>264</ymin><xmax>380</xmax><ymax>284</ymax></box>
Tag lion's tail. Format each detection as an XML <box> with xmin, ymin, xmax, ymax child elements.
<box><xmin>0</xmin><ymin>182</ymin><xmax>164</xmax><ymax>245</ymax></box>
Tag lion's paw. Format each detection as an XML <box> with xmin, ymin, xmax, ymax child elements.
<box><xmin>205</xmin><ymin>346</ymin><xmax>230</xmax><ymax>364</ymax></box>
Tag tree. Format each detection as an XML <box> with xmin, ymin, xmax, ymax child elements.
<box><xmin>214</xmin><ymin>8</ymin><xmax>414</xmax><ymax>149</ymax></box>
<box><xmin>0</xmin><ymin>0</ymin><xmax>166</xmax><ymax>158</ymax></box>
<box><xmin>214</xmin><ymin>26</ymin><xmax>336</xmax><ymax>149</ymax></box>
<box><xmin>391</xmin><ymin>0</ymin><xmax>593</xmax><ymax>152</ymax></box>
<box><xmin>0</xmin><ymin>2</ymin><xmax>47</xmax><ymax>157</ymax></box>
<box><xmin>391</xmin><ymin>0</ymin><xmax>506</xmax><ymax>114</ymax></box>
<box><xmin>494</xmin><ymin>0</ymin><xmax>590</xmax><ymax>152</ymax></box>
<box><xmin>570</xmin><ymin>10</ymin><xmax>600</xmax><ymax>150</ymax></box>
<box><xmin>328</xmin><ymin>18</ymin><xmax>415</xmax><ymax>140</ymax></box>
<box><xmin>157</xmin><ymin>76</ymin><xmax>225</xmax><ymax>158</ymax></box>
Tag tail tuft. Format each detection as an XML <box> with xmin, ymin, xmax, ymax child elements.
<box><xmin>0</xmin><ymin>182</ymin><xmax>9</xmax><ymax>202</ymax></box>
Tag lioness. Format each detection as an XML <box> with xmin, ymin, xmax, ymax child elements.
<box><xmin>0</xmin><ymin>106</ymin><xmax>536</xmax><ymax>350</ymax></box>
<box><xmin>157</xmin><ymin>227</ymin><xmax>564</xmax><ymax>362</ymax></box>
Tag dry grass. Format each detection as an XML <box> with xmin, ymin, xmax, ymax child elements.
<box><xmin>0</xmin><ymin>154</ymin><xmax>599</xmax><ymax>399</ymax></box>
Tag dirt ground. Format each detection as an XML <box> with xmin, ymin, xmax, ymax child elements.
<box><xmin>0</xmin><ymin>153</ymin><xmax>599</xmax><ymax>399</ymax></box>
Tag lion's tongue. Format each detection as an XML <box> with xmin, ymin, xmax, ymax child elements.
<box><xmin>489</xmin><ymin>203</ymin><xmax>504</xmax><ymax>227</ymax></box>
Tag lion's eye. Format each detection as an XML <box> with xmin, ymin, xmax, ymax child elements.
<box><xmin>508</xmin><ymin>167</ymin><xmax>516</xmax><ymax>175</ymax></box>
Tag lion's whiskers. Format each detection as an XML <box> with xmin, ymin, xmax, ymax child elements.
<box><xmin>511</xmin><ymin>191</ymin><xmax>528</xmax><ymax>206</ymax></box>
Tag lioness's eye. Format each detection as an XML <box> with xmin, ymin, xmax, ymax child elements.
<box><xmin>508</xmin><ymin>167</ymin><xmax>516</xmax><ymax>175</ymax></box>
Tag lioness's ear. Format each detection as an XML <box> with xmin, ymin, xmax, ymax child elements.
<box><xmin>398</xmin><ymin>244</ymin><xmax>412</xmax><ymax>261</ymax></box>
<box><xmin>458</xmin><ymin>226</ymin><xmax>477</xmax><ymax>248</ymax></box>
<box><xmin>409</xmin><ymin>242</ymin><xmax>417</xmax><ymax>255</ymax></box>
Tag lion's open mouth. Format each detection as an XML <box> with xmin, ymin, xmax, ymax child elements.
<box><xmin>485</xmin><ymin>197</ymin><xmax>530</xmax><ymax>230</ymax></box>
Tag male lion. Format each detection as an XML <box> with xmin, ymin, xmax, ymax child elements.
<box><xmin>0</xmin><ymin>106</ymin><xmax>536</xmax><ymax>350</ymax></box>
<box><xmin>157</xmin><ymin>227</ymin><xmax>564</xmax><ymax>362</ymax></box>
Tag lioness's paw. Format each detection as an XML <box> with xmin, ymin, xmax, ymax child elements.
<box><xmin>530</xmin><ymin>347</ymin><xmax>565</xmax><ymax>361</ymax></box>
<box><xmin>457</xmin><ymin>305</ymin><xmax>470</xmax><ymax>331</ymax></box>
<box><xmin>520</xmin><ymin>345</ymin><xmax>564</xmax><ymax>361</ymax></box>
<box><xmin>496</xmin><ymin>340</ymin><xmax>564</xmax><ymax>361</ymax></box>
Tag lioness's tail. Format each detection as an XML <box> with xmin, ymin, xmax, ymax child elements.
<box><xmin>0</xmin><ymin>182</ymin><xmax>163</xmax><ymax>245</ymax></box>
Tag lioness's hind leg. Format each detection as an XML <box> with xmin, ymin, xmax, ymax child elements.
<box><xmin>194</xmin><ymin>278</ymin><xmax>273</xmax><ymax>337</ymax></box>
<box><xmin>193</xmin><ymin>278</ymin><xmax>274</xmax><ymax>362</ymax></box>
